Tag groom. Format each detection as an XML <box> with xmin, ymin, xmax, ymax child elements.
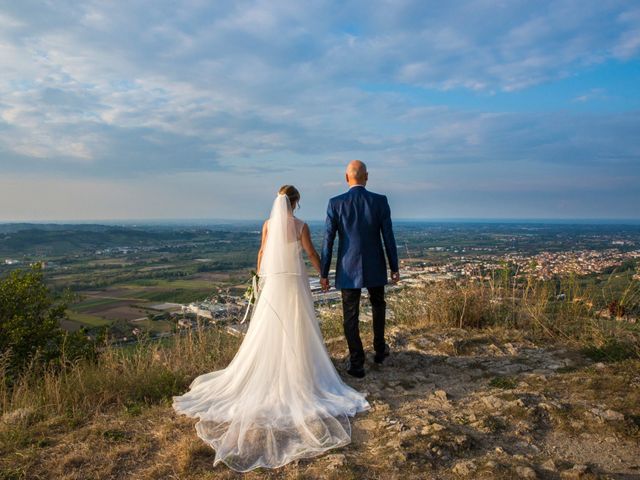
<box><xmin>320</xmin><ymin>160</ymin><xmax>399</xmax><ymax>378</ymax></box>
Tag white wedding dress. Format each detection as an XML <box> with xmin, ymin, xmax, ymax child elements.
<box><xmin>173</xmin><ymin>194</ymin><xmax>370</xmax><ymax>472</ymax></box>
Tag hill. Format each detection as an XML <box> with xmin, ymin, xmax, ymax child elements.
<box><xmin>1</xmin><ymin>316</ymin><xmax>638</xmax><ymax>479</ymax></box>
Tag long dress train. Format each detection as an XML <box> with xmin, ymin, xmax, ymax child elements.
<box><xmin>172</xmin><ymin>195</ymin><xmax>370</xmax><ymax>472</ymax></box>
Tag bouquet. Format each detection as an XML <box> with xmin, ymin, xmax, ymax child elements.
<box><xmin>241</xmin><ymin>270</ymin><xmax>259</xmax><ymax>324</ymax></box>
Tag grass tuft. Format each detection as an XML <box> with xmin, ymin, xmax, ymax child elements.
<box><xmin>488</xmin><ymin>376</ymin><xmax>518</xmax><ymax>389</ymax></box>
<box><xmin>582</xmin><ymin>339</ymin><xmax>639</xmax><ymax>363</ymax></box>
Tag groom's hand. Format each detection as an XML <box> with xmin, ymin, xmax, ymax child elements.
<box><xmin>390</xmin><ymin>271</ymin><xmax>400</xmax><ymax>284</ymax></box>
<box><xmin>320</xmin><ymin>277</ymin><xmax>330</xmax><ymax>292</ymax></box>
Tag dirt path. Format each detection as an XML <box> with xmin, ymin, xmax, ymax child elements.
<box><xmin>313</xmin><ymin>326</ymin><xmax>640</xmax><ymax>479</ymax></box>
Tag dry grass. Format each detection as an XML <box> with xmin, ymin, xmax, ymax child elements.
<box><xmin>0</xmin><ymin>325</ymin><xmax>239</xmax><ymax>436</ymax></box>
<box><xmin>389</xmin><ymin>276</ymin><xmax>640</xmax><ymax>359</ymax></box>
<box><xmin>2</xmin><ymin>275</ymin><xmax>640</xmax><ymax>478</ymax></box>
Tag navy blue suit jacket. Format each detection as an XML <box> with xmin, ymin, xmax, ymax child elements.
<box><xmin>321</xmin><ymin>186</ymin><xmax>399</xmax><ymax>289</ymax></box>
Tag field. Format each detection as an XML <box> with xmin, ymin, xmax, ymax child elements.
<box><xmin>1</xmin><ymin>221</ymin><xmax>640</xmax><ymax>339</ymax></box>
<box><xmin>61</xmin><ymin>273</ymin><xmax>250</xmax><ymax>335</ymax></box>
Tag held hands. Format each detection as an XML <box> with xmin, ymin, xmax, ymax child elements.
<box><xmin>320</xmin><ymin>277</ymin><xmax>330</xmax><ymax>292</ymax></box>
<box><xmin>390</xmin><ymin>271</ymin><xmax>400</xmax><ymax>284</ymax></box>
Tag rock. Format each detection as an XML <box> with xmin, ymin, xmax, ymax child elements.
<box><xmin>541</xmin><ymin>459</ymin><xmax>557</xmax><ymax>471</ymax></box>
<box><xmin>498</xmin><ymin>363</ymin><xmax>528</xmax><ymax>375</ymax></box>
<box><xmin>602</xmin><ymin>409</ymin><xmax>624</xmax><ymax>421</ymax></box>
<box><xmin>488</xmin><ymin>344</ymin><xmax>504</xmax><ymax>356</ymax></box>
<box><xmin>593</xmin><ymin>362</ymin><xmax>606</xmax><ymax>370</ymax></box>
<box><xmin>390</xmin><ymin>451</ymin><xmax>407</xmax><ymax>464</ymax></box>
<box><xmin>504</xmin><ymin>342</ymin><xmax>518</xmax><ymax>355</ymax></box>
<box><xmin>427</xmin><ymin>389</ymin><xmax>452</xmax><ymax>409</ymax></box>
<box><xmin>482</xmin><ymin>395</ymin><xmax>505</xmax><ymax>410</ymax></box>
<box><xmin>516</xmin><ymin>466</ymin><xmax>538</xmax><ymax>479</ymax></box>
<box><xmin>420</xmin><ymin>422</ymin><xmax>446</xmax><ymax>435</ymax></box>
<box><xmin>324</xmin><ymin>453</ymin><xmax>346</xmax><ymax>470</ymax></box>
<box><xmin>538</xmin><ymin>401</ymin><xmax>558</xmax><ymax>412</ymax></box>
<box><xmin>560</xmin><ymin>464</ymin><xmax>590</xmax><ymax>479</ymax></box>
<box><xmin>590</xmin><ymin>407</ymin><xmax>625</xmax><ymax>421</ymax></box>
<box><xmin>453</xmin><ymin>434</ymin><xmax>469</xmax><ymax>446</ymax></box>
<box><xmin>452</xmin><ymin>459</ymin><xmax>477</xmax><ymax>476</ymax></box>
<box><xmin>373</xmin><ymin>401</ymin><xmax>390</xmax><ymax>414</ymax></box>
<box><xmin>358</xmin><ymin>419</ymin><xmax>377</xmax><ymax>431</ymax></box>
<box><xmin>432</xmin><ymin>389</ymin><xmax>449</xmax><ymax>401</ymax></box>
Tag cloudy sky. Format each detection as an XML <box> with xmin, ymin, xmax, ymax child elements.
<box><xmin>1</xmin><ymin>0</ymin><xmax>639</xmax><ymax>221</ymax></box>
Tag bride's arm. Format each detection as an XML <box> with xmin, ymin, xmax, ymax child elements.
<box><xmin>256</xmin><ymin>220</ymin><xmax>268</xmax><ymax>273</ymax></box>
<box><xmin>300</xmin><ymin>223</ymin><xmax>321</xmax><ymax>274</ymax></box>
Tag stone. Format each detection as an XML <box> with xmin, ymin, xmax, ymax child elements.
<box><xmin>590</xmin><ymin>407</ymin><xmax>625</xmax><ymax>421</ymax></box>
<box><xmin>602</xmin><ymin>409</ymin><xmax>624</xmax><ymax>421</ymax></box>
<box><xmin>358</xmin><ymin>419</ymin><xmax>377</xmax><ymax>431</ymax></box>
<box><xmin>516</xmin><ymin>465</ymin><xmax>538</xmax><ymax>479</ymax></box>
<box><xmin>452</xmin><ymin>459</ymin><xmax>477</xmax><ymax>476</ymax></box>
<box><xmin>453</xmin><ymin>434</ymin><xmax>469</xmax><ymax>446</ymax></box>
<box><xmin>560</xmin><ymin>464</ymin><xmax>590</xmax><ymax>479</ymax></box>
<box><xmin>390</xmin><ymin>451</ymin><xmax>407</xmax><ymax>464</ymax></box>
<box><xmin>420</xmin><ymin>422</ymin><xmax>446</xmax><ymax>435</ymax></box>
<box><xmin>427</xmin><ymin>390</ymin><xmax>452</xmax><ymax>409</ymax></box>
<box><xmin>498</xmin><ymin>363</ymin><xmax>528</xmax><ymax>375</ymax></box>
<box><xmin>324</xmin><ymin>454</ymin><xmax>346</xmax><ymax>470</ymax></box>
<box><xmin>538</xmin><ymin>402</ymin><xmax>557</xmax><ymax>412</ymax></box>
<box><xmin>504</xmin><ymin>342</ymin><xmax>518</xmax><ymax>355</ymax></box>
<box><xmin>541</xmin><ymin>459</ymin><xmax>557</xmax><ymax>471</ymax></box>
<box><xmin>482</xmin><ymin>395</ymin><xmax>505</xmax><ymax>410</ymax></box>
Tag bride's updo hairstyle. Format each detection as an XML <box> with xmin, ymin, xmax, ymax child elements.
<box><xmin>278</xmin><ymin>185</ymin><xmax>300</xmax><ymax>210</ymax></box>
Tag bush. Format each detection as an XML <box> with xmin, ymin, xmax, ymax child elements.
<box><xmin>0</xmin><ymin>266</ymin><xmax>95</xmax><ymax>379</ymax></box>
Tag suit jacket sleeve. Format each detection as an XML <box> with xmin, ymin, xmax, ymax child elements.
<box><xmin>320</xmin><ymin>200</ymin><xmax>337</xmax><ymax>278</ymax></box>
<box><xmin>381</xmin><ymin>196</ymin><xmax>399</xmax><ymax>272</ymax></box>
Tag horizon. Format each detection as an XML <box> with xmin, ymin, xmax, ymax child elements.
<box><xmin>1</xmin><ymin>1</ymin><xmax>639</xmax><ymax>220</ymax></box>
<box><xmin>2</xmin><ymin>217</ymin><xmax>640</xmax><ymax>227</ymax></box>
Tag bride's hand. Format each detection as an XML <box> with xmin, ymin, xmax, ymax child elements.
<box><xmin>320</xmin><ymin>277</ymin><xmax>330</xmax><ymax>292</ymax></box>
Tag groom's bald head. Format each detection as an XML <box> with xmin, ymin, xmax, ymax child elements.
<box><xmin>346</xmin><ymin>160</ymin><xmax>368</xmax><ymax>186</ymax></box>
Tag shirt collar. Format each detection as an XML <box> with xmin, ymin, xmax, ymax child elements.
<box><xmin>349</xmin><ymin>184</ymin><xmax>366</xmax><ymax>189</ymax></box>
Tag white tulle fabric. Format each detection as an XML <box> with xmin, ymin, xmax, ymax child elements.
<box><xmin>172</xmin><ymin>194</ymin><xmax>370</xmax><ymax>472</ymax></box>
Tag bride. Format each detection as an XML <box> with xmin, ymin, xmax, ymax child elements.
<box><xmin>173</xmin><ymin>185</ymin><xmax>370</xmax><ymax>472</ymax></box>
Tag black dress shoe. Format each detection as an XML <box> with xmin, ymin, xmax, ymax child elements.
<box><xmin>374</xmin><ymin>344</ymin><xmax>390</xmax><ymax>364</ymax></box>
<box><xmin>347</xmin><ymin>366</ymin><xmax>365</xmax><ymax>378</ymax></box>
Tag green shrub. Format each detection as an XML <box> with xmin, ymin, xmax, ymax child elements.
<box><xmin>0</xmin><ymin>266</ymin><xmax>95</xmax><ymax>379</ymax></box>
<box><xmin>583</xmin><ymin>339</ymin><xmax>639</xmax><ymax>362</ymax></box>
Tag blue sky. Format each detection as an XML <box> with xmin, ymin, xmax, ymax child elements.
<box><xmin>0</xmin><ymin>0</ymin><xmax>639</xmax><ymax>221</ymax></box>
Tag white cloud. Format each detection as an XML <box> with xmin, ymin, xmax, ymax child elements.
<box><xmin>0</xmin><ymin>1</ymin><xmax>638</xmax><ymax>219</ymax></box>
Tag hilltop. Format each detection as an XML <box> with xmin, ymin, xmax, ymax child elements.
<box><xmin>2</xmin><ymin>321</ymin><xmax>638</xmax><ymax>479</ymax></box>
